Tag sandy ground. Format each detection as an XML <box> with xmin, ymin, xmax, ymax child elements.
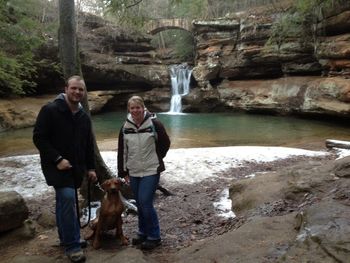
<box><xmin>0</xmin><ymin>144</ymin><xmax>337</xmax><ymax>262</ymax></box>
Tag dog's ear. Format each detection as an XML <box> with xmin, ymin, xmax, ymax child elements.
<box><xmin>115</xmin><ymin>179</ymin><xmax>122</xmax><ymax>188</ymax></box>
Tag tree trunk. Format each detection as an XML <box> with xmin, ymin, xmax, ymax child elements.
<box><xmin>159</xmin><ymin>31</ymin><xmax>166</xmax><ymax>51</ymax></box>
<box><xmin>58</xmin><ymin>0</ymin><xmax>78</xmax><ymax>78</ymax></box>
<box><xmin>326</xmin><ymin>139</ymin><xmax>350</xmax><ymax>149</ymax></box>
<box><xmin>58</xmin><ymin>0</ymin><xmax>112</xmax><ymax>201</ymax></box>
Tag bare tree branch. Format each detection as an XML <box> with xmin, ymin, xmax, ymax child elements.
<box><xmin>125</xmin><ymin>0</ymin><xmax>143</xmax><ymax>8</ymax></box>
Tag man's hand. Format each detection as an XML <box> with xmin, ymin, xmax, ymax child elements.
<box><xmin>57</xmin><ymin>159</ymin><xmax>72</xmax><ymax>170</ymax></box>
<box><xmin>88</xmin><ymin>170</ymin><xmax>98</xmax><ymax>183</ymax></box>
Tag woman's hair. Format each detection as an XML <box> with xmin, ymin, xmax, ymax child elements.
<box><xmin>127</xmin><ymin>95</ymin><xmax>145</xmax><ymax>109</ymax></box>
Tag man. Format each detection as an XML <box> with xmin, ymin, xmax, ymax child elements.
<box><xmin>33</xmin><ymin>75</ymin><xmax>97</xmax><ymax>262</ymax></box>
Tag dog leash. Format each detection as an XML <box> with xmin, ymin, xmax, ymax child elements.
<box><xmin>74</xmin><ymin>177</ymin><xmax>137</xmax><ymax>229</ymax></box>
<box><xmin>75</xmin><ymin>179</ymin><xmax>91</xmax><ymax>229</ymax></box>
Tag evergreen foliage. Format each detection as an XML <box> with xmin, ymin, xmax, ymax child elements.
<box><xmin>174</xmin><ymin>31</ymin><xmax>194</xmax><ymax>60</ymax></box>
<box><xmin>295</xmin><ymin>0</ymin><xmax>334</xmax><ymax>15</ymax></box>
<box><xmin>267</xmin><ymin>0</ymin><xmax>335</xmax><ymax>49</ymax></box>
<box><xmin>104</xmin><ymin>0</ymin><xmax>149</xmax><ymax>30</ymax></box>
<box><xmin>152</xmin><ymin>30</ymin><xmax>194</xmax><ymax>60</ymax></box>
<box><xmin>267</xmin><ymin>13</ymin><xmax>307</xmax><ymax>50</ymax></box>
<box><xmin>169</xmin><ymin>0</ymin><xmax>208</xmax><ymax>19</ymax></box>
<box><xmin>0</xmin><ymin>0</ymin><xmax>59</xmax><ymax>97</ymax></box>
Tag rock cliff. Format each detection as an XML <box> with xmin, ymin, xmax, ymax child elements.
<box><xmin>188</xmin><ymin>1</ymin><xmax>350</xmax><ymax>117</ymax></box>
<box><xmin>35</xmin><ymin>12</ymin><xmax>171</xmax><ymax>105</ymax></box>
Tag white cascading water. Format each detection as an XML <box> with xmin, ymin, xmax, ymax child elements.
<box><xmin>168</xmin><ymin>63</ymin><xmax>192</xmax><ymax>114</ymax></box>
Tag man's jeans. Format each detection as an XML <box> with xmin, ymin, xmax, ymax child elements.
<box><xmin>54</xmin><ymin>187</ymin><xmax>81</xmax><ymax>254</ymax></box>
<box><xmin>129</xmin><ymin>174</ymin><xmax>160</xmax><ymax>240</ymax></box>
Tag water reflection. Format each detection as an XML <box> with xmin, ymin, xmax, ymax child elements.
<box><xmin>161</xmin><ymin>113</ymin><xmax>183</xmax><ymax>143</ymax></box>
<box><xmin>158</xmin><ymin>112</ymin><xmax>350</xmax><ymax>148</ymax></box>
<box><xmin>1</xmin><ymin>112</ymin><xmax>350</xmax><ymax>156</ymax></box>
<box><xmin>0</xmin><ymin>126</ymin><xmax>36</xmax><ymax>156</ymax></box>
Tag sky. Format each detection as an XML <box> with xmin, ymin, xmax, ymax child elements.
<box><xmin>1</xmin><ymin>146</ymin><xmax>341</xmax><ymax>219</ymax></box>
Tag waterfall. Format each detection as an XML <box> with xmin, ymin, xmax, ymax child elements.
<box><xmin>168</xmin><ymin>63</ymin><xmax>192</xmax><ymax>114</ymax></box>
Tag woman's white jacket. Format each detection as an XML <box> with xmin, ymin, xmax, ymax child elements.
<box><xmin>117</xmin><ymin>112</ymin><xmax>170</xmax><ymax>178</ymax></box>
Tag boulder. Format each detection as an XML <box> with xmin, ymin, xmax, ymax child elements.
<box><xmin>333</xmin><ymin>155</ymin><xmax>350</xmax><ymax>178</ymax></box>
<box><xmin>88</xmin><ymin>90</ymin><xmax>119</xmax><ymax>114</ymax></box>
<box><xmin>283</xmin><ymin>200</ymin><xmax>350</xmax><ymax>262</ymax></box>
<box><xmin>0</xmin><ymin>191</ymin><xmax>29</xmax><ymax>233</ymax></box>
<box><xmin>0</xmin><ymin>91</ymin><xmax>125</xmax><ymax>130</ymax></box>
<box><xmin>173</xmin><ymin>213</ymin><xmax>298</xmax><ymax>263</ymax></box>
<box><xmin>317</xmin><ymin>9</ymin><xmax>350</xmax><ymax>35</ymax></box>
<box><xmin>221</xmin><ymin>157</ymin><xmax>350</xmax><ymax>262</ymax></box>
<box><xmin>0</xmin><ymin>96</ymin><xmax>53</xmax><ymax>132</ymax></box>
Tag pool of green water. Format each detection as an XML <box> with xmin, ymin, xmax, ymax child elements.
<box><xmin>1</xmin><ymin>112</ymin><xmax>349</xmax><ymax>156</ymax></box>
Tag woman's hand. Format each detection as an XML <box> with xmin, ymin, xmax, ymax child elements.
<box><xmin>124</xmin><ymin>175</ymin><xmax>130</xmax><ymax>185</ymax></box>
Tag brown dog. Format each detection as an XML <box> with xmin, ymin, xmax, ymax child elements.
<box><xmin>87</xmin><ymin>178</ymin><xmax>129</xmax><ymax>249</ymax></box>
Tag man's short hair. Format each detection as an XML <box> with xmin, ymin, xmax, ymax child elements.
<box><xmin>66</xmin><ymin>75</ymin><xmax>86</xmax><ymax>88</ymax></box>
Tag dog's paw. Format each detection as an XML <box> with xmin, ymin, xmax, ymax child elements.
<box><xmin>121</xmin><ymin>236</ymin><xmax>129</xmax><ymax>246</ymax></box>
<box><xmin>92</xmin><ymin>240</ymin><xmax>101</xmax><ymax>249</ymax></box>
<box><xmin>84</xmin><ymin>231</ymin><xmax>94</xmax><ymax>240</ymax></box>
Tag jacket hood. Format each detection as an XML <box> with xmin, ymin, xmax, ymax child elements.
<box><xmin>55</xmin><ymin>93</ymin><xmax>65</xmax><ymax>101</ymax></box>
<box><xmin>54</xmin><ymin>93</ymin><xmax>83</xmax><ymax>112</ymax></box>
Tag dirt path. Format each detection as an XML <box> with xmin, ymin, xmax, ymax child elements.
<box><xmin>0</xmin><ymin>152</ymin><xmax>336</xmax><ymax>262</ymax></box>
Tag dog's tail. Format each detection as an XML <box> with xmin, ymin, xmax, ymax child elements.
<box><xmin>119</xmin><ymin>192</ymin><xmax>138</xmax><ymax>214</ymax></box>
<box><xmin>157</xmin><ymin>185</ymin><xmax>172</xmax><ymax>196</ymax></box>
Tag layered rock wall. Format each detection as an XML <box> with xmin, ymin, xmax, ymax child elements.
<box><xmin>190</xmin><ymin>2</ymin><xmax>350</xmax><ymax>117</ymax></box>
<box><xmin>78</xmin><ymin>13</ymin><xmax>170</xmax><ymax>91</ymax></box>
<box><xmin>35</xmin><ymin>12</ymin><xmax>171</xmax><ymax>96</ymax></box>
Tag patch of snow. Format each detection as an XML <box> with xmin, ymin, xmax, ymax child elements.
<box><xmin>245</xmin><ymin>171</ymin><xmax>272</xmax><ymax>179</ymax></box>
<box><xmin>161</xmin><ymin>146</ymin><xmax>328</xmax><ymax>185</ymax></box>
<box><xmin>213</xmin><ymin>188</ymin><xmax>236</xmax><ymax>219</ymax></box>
<box><xmin>334</xmin><ymin>148</ymin><xmax>350</xmax><ymax>159</ymax></box>
<box><xmin>0</xmin><ymin>146</ymin><xmax>328</xmax><ymax>201</ymax></box>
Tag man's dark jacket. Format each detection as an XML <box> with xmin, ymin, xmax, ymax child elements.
<box><xmin>33</xmin><ymin>94</ymin><xmax>95</xmax><ymax>188</ymax></box>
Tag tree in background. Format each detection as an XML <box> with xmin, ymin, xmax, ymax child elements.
<box><xmin>58</xmin><ymin>0</ymin><xmax>112</xmax><ymax>200</ymax></box>
<box><xmin>0</xmin><ymin>0</ymin><xmax>62</xmax><ymax>97</ymax></box>
<box><xmin>103</xmin><ymin>0</ymin><xmax>148</xmax><ymax>29</ymax></box>
<box><xmin>267</xmin><ymin>0</ymin><xmax>335</xmax><ymax>51</ymax></box>
<box><xmin>0</xmin><ymin>0</ymin><xmax>55</xmax><ymax>97</ymax></box>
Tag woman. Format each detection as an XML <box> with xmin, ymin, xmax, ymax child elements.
<box><xmin>117</xmin><ymin>95</ymin><xmax>171</xmax><ymax>250</ymax></box>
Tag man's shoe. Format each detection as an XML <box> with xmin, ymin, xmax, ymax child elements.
<box><xmin>132</xmin><ymin>235</ymin><xmax>147</xmax><ymax>246</ymax></box>
<box><xmin>140</xmin><ymin>239</ymin><xmax>161</xmax><ymax>250</ymax></box>
<box><xmin>67</xmin><ymin>250</ymin><xmax>86</xmax><ymax>263</ymax></box>
<box><xmin>79</xmin><ymin>239</ymin><xmax>88</xmax><ymax>249</ymax></box>
<box><xmin>57</xmin><ymin>239</ymin><xmax>87</xmax><ymax>248</ymax></box>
